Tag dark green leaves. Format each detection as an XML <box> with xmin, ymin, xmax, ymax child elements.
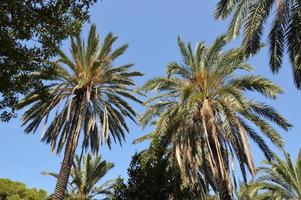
<box><xmin>215</xmin><ymin>0</ymin><xmax>301</xmax><ymax>89</ymax></box>
<box><xmin>0</xmin><ymin>178</ymin><xmax>47</xmax><ymax>200</ymax></box>
<box><xmin>0</xmin><ymin>0</ymin><xmax>97</xmax><ymax>121</ymax></box>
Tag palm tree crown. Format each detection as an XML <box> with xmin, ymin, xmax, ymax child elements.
<box><xmin>44</xmin><ymin>154</ymin><xmax>114</xmax><ymax>200</ymax></box>
<box><xmin>18</xmin><ymin>24</ymin><xmax>142</xmax><ymax>199</ymax></box>
<box><xmin>247</xmin><ymin>150</ymin><xmax>301</xmax><ymax>199</ymax></box>
<box><xmin>139</xmin><ymin>36</ymin><xmax>291</xmax><ymax>199</ymax></box>
<box><xmin>19</xmin><ymin>24</ymin><xmax>142</xmax><ymax>152</ymax></box>
<box><xmin>235</xmin><ymin>183</ymin><xmax>264</xmax><ymax>200</ymax></box>
<box><xmin>215</xmin><ymin>0</ymin><xmax>301</xmax><ymax>89</ymax></box>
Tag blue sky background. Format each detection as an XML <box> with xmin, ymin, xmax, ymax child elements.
<box><xmin>0</xmin><ymin>0</ymin><xmax>300</xmax><ymax>193</ymax></box>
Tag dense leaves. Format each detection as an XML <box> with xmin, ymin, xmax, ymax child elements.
<box><xmin>110</xmin><ymin>139</ymin><xmax>202</xmax><ymax>200</ymax></box>
<box><xmin>0</xmin><ymin>178</ymin><xmax>47</xmax><ymax>200</ymax></box>
<box><xmin>215</xmin><ymin>0</ymin><xmax>301</xmax><ymax>89</ymax></box>
<box><xmin>0</xmin><ymin>0</ymin><xmax>97</xmax><ymax>122</ymax></box>
<box><xmin>139</xmin><ymin>36</ymin><xmax>291</xmax><ymax>199</ymax></box>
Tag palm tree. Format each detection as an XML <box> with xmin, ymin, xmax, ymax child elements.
<box><xmin>44</xmin><ymin>154</ymin><xmax>114</xmax><ymax>200</ymax></box>
<box><xmin>247</xmin><ymin>150</ymin><xmax>301</xmax><ymax>199</ymax></box>
<box><xmin>235</xmin><ymin>183</ymin><xmax>265</xmax><ymax>200</ymax></box>
<box><xmin>17</xmin><ymin>24</ymin><xmax>142</xmax><ymax>200</ymax></box>
<box><xmin>139</xmin><ymin>36</ymin><xmax>291</xmax><ymax>199</ymax></box>
<box><xmin>215</xmin><ymin>0</ymin><xmax>301</xmax><ymax>89</ymax></box>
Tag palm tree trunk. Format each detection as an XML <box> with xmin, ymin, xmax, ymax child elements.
<box><xmin>219</xmin><ymin>190</ymin><xmax>232</xmax><ymax>200</ymax></box>
<box><xmin>218</xmin><ymin>180</ymin><xmax>232</xmax><ymax>200</ymax></box>
<box><xmin>52</xmin><ymin>100</ymin><xmax>83</xmax><ymax>200</ymax></box>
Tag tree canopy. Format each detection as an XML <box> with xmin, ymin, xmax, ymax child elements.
<box><xmin>17</xmin><ymin>24</ymin><xmax>142</xmax><ymax>199</ymax></box>
<box><xmin>0</xmin><ymin>178</ymin><xmax>48</xmax><ymax>200</ymax></box>
<box><xmin>139</xmin><ymin>36</ymin><xmax>291</xmax><ymax>199</ymax></box>
<box><xmin>110</xmin><ymin>139</ymin><xmax>201</xmax><ymax>200</ymax></box>
<box><xmin>0</xmin><ymin>0</ymin><xmax>97</xmax><ymax>122</ymax></box>
<box><xmin>1</xmin><ymin>1</ymin><xmax>300</xmax><ymax>200</ymax></box>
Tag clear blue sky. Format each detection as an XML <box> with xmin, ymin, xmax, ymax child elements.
<box><xmin>0</xmin><ymin>0</ymin><xmax>300</xmax><ymax>193</ymax></box>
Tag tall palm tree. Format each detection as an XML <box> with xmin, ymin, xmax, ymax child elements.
<box><xmin>139</xmin><ymin>36</ymin><xmax>291</xmax><ymax>199</ymax></box>
<box><xmin>17</xmin><ymin>25</ymin><xmax>142</xmax><ymax>200</ymax></box>
<box><xmin>247</xmin><ymin>150</ymin><xmax>301</xmax><ymax>199</ymax></box>
<box><xmin>44</xmin><ymin>154</ymin><xmax>114</xmax><ymax>200</ymax></box>
<box><xmin>215</xmin><ymin>0</ymin><xmax>301</xmax><ymax>89</ymax></box>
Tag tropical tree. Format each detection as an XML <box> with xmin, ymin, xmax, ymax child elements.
<box><xmin>17</xmin><ymin>24</ymin><xmax>142</xmax><ymax>200</ymax></box>
<box><xmin>234</xmin><ymin>183</ymin><xmax>264</xmax><ymax>200</ymax></box>
<box><xmin>215</xmin><ymin>0</ymin><xmax>301</xmax><ymax>89</ymax></box>
<box><xmin>44</xmin><ymin>154</ymin><xmax>114</xmax><ymax>200</ymax></box>
<box><xmin>139</xmin><ymin>36</ymin><xmax>291</xmax><ymax>199</ymax></box>
<box><xmin>246</xmin><ymin>150</ymin><xmax>301</xmax><ymax>200</ymax></box>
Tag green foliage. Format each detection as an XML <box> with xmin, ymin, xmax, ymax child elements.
<box><xmin>0</xmin><ymin>0</ymin><xmax>97</xmax><ymax>122</ymax></box>
<box><xmin>244</xmin><ymin>150</ymin><xmax>301</xmax><ymax>200</ymax></box>
<box><xmin>139</xmin><ymin>36</ymin><xmax>291</xmax><ymax>199</ymax></box>
<box><xmin>110</xmin><ymin>139</ymin><xmax>202</xmax><ymax>200</ymax></box>
<box><xmin>18</xmin><ymin>24</ymin><xmax>142</xmax><ymax>197</ymax></box>
<box><xmin>18</xmin><ymin>24</ymin><xmax>142</xmax><ymax>153</ymax></box>
<box><xmin>110</xmin><ymin>178</ymin><xmax>128</xmax><ymax>200</ymax></box>
<box><xmin>17</xmin><ymin>25</ymin><xmax>142</xmax><ymax>196</ymax></box>
<box><xmin>215</xmin><ymin>0</ymin><xmax>301</xmax><ymax>89</ymax></box>
<box><xmin>44</xmin><ymin>154</ymin><xmax>114</xmax><ymax>200</ymax></box>
<box><xmin>0</xmin><ymin>178</ymin><xmax>47</xmax><ymax>200</ymax></box>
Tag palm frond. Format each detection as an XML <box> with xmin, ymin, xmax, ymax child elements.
<box><xmin>139</xmin><ymin>36</ymin><xmax>289</xmax><ymax>198</ymax></box>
